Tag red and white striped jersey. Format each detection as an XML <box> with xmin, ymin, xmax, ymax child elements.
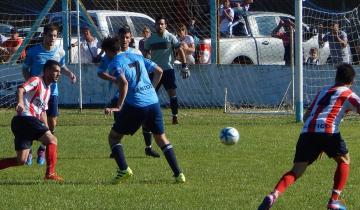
<box><xmin>18</xmin><ymin>76</ymin><xmax>50</xmax><ymax>119</ymax></box>
<box><xmin>302</xmin><ymin>85</ymin><xmax>360</xmax><ymax>134</ymax></box>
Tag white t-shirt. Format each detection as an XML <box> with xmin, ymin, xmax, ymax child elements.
<box><xmin>220</xmin><ymin>7</ymin><xmax>234</xmax><ymax>33</ymax></box>
<box><xmin>178</xmin><ymin>35</ymin><xmax>195</xmax><ymax>64</ymax></box>
<box><xmin>80</xmin><ymin>38</ymin><xmax>101</xmax><ymax>63</ymax></box>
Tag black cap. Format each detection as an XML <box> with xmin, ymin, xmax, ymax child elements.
<box><xmin>10</xmin><ymin>28</ymin><xmax>18</xmax><ymax>33</ymax></box>
<box><xmin>118</xmin><ymin>25</ymin><xmax>131</xmax><ymax>35</ymax></box>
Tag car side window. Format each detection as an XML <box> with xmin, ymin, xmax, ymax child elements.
<box><xmin>130</xmin><ymin>16</ymin><xmax>155</xmax><ymax>37</ymax></box>
<box><xmin>106</xmin><ymin>16</ymin><xmax>127</xmax><ymax>36</ymax></box>
<box><xmin>254</xmin><ymin>16</ymin><xmax>277</xmax><ymax>36</ymax></box>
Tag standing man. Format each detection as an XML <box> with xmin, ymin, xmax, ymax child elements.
<box><xmin>101</xmin><ymin>37</ymin><xmax>185</xmax><ymax>183</ymax></box>
<box><xmin>219</xmin><ymin>0</ymin><xmax>234</xmax><ymax>37</ymax></box>
<box><xmin>22</xmin><ymin>23</ymin><xmax>77</xmax><ymax>165</ymax></box>
<box><xmin>258</xmin><ymin>64</ymin><xmax>359</xmax><ymax>210</ymax></box>
<box><xmin>71</xmin><ymin>27</ymin><xmax>101</xmax><ymax>63</ymax></box>
<box><xmin>319</xmin><ymin>21</ymin><xmax>350</xmax><ymax>64</ymax></box>
<box><xmin>97</xmin><ymin>25</ymin><xmax>160</xmax><ymax>158</ymax></box>
<box><xmin>144</xmin><ymin>16</ymin><xmax>190</xmax><ymax>125</ymax></box>
<box><xmin>0</xmin><ymin>60</ymin><xmax>64</xmax><ymax>182</ymax></box>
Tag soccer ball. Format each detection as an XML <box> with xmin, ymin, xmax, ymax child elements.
<box><xmin>219</xmin><ymin>127</ymin><xmax>240</xmax><ymax>145</ymax></box>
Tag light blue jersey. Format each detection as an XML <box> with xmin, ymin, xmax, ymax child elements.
<box><xmin>108</xmin><ymin>52</ymin><xmax>158</xmax><ymax>107</ymax></box>
<box><xmin>144</xmin><ymin>30</ymin><xmax>180</xmax><ymax>71</ymax></box>
<box><xmin>23</xmin><ymin>44</ymin><xmax>66</xmax><ymax>96</ymax></box>
<box><xmin>97</xmin><ymin>48</ymin><xmax>142</xmax><ymax>98</ymax></box>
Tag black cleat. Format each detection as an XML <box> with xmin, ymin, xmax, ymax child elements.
<box><xmin>145</xmin><ymin>147</ymin><xmax>160</xmax><ymax>158</ymax></box>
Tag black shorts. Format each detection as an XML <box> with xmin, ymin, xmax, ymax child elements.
<box><xmin>112</xmin><ymin>103</ymin><xmax>164</xmax><ymax>135</ymax></box>
<box><xmin>150</xmin><ymin>69</ymin><xmax>177</xmax><ymax>91</ymax></box>
<box><xmin>46</xmin><ymin>95</ymin><xmax>59</xmax><ymax>117</ymax></box>
<box><xmin>294</xmin><ymin>132</ymin><xmax>348</xmax><ymax>164</ymax></box>
<box><xmin>11</xmin><ymin>116</ymin><xmax>49</xmax><ymax>150</ymax></box>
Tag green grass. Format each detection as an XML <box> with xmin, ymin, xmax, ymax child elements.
<box><xmin>0</xmin><ymin>108</ymin><xmax>360</xmax><ymax>209</ymax></box>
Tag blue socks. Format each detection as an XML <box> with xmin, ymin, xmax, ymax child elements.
<box><xmin>161</xmin><ymin>144</ymin><xmax>181</xmax><ymax>177</ymax></box>
<box><xmin>111</xmin><ymin>144</ymin><xmax>128</xmax><ymax>171</ymax></box>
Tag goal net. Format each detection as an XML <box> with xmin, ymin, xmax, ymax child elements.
<box><xmin>0</xmin><ymin>1</ymin><xmax>359</xmax><ymax>114</ymax></box>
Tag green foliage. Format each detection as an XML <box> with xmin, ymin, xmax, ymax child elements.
<box><xmin>0</xmin><ymin>109</ymin><xmax>359</xmax><ymax>209</ymax></box>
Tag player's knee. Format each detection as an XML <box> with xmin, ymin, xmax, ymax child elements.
<box><xmin>108</xmin><ymin>129</ymin><xmax>122</xmax><ymax>146</ymax></box>
<box><xmin>154</xmin><ymin>134</ymin><xmax>169</xmax><ymax>147</ymax></box>
<box><xmin>335</xmin><ymin>154</ymin><xmax>350</xmax><ymax>165</ymax></box>
<box><xmin>17</xmin><ymin>157</ymin><xmax>27</xmax><ymax>165</ymax></box>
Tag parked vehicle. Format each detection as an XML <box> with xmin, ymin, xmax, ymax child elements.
<box><xmin>48</xmin><ymin>10</ymin><xmax>155</xmax><ymax>62</ymax></box>
<box><xmin>197</xmin><ymin>11</ymin><xmax>333</xmax><ymax>65</ymax></box>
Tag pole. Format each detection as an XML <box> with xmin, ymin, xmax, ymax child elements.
<box><xmin>295</xmin><ymin>0</ymin><xmax>303</xmax><ymax>122</ymax></box>
<box><xmin>210</xmin><ymin>0</ymin><xmax>217</xmax><ymax>64</ymax></box>
<box><xmin>76</xmin><ymin>0</ymin><xmax>83</xmax><ymax>111</ymax></box>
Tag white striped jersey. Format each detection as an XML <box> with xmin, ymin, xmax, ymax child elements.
<box><xmin>18</xmin><ymin>76</ymin><xmax>50</xmax><ymax>119</ymax></box>
<box><xmin>302</xmin><ymin>85</ymin><xmax>360</xmax><ymax>134</ymax></box>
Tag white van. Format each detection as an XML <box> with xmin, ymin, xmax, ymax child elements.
<box><xmin>49</xmin><ymin>10</ymin><xmax>155</xmax><ymax>62</ymax></box>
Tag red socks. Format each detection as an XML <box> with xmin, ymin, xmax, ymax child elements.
<box><xmin>46</xmin><ymin>143</ymin><xmax>58</xmax><ymax>175</ymax></box>
<box><xmin>274</xmin><ymin>171</ymin><xmax>297</xmax><ymax>193</ymax></box>
<box><xmin>331</xmin><ymin>162</ymin><xmax>349</xmax><ymax>200</ymax></box>
<box><xmin>0</xmin><ymin>157</ymin><xmax>19</xmax><ymax>170</ymax></box>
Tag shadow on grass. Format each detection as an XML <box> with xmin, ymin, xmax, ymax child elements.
<box><xmin>58</xmin><ymin>156</ymin><xmax>149</xmax><ymax>160</ymax></box>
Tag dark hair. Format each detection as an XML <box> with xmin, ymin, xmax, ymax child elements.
<box><xmin>118</xmin><ymin>24</ymin><xmax>132</xmax><ymax>36</ymax></box>
<box><xmin>101</xmin><ymin>37</ymin><xmax>120</xmax><ymax>53</ymax></box>
<box><xmin>43</xmin><ymin>59</ymin><xmax>61</xmax><ymax>73</ymax></box>
<box><xmin>43</xmin><ymin>23</ymin><xmax>59</xmax><ymax>35</ymax></box>
<box><xmin>335</xmin><ymin>63</ymin><xmax>355</xmax><ymax>84</ymax></box>
<box><xmin>155</xmin><ymin>16</ymin><xmax>167</xmax><ymax>24</ymax></box>
<box><xmin>329</xmin><ymin>20</ymin><xmax>339</xmax><ymax>27</ymax></box>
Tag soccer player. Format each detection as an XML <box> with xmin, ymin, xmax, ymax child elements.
<box><xmin>22</xmin><ymin>23</ymin><xmax>77</xmax><ymax>165</ymax></box>
<box><xmin>0</xmin><ymin>60</ymin><xmax>64</xmax><ymax>182</ymax></box>
<box><xmin>97</xmin><ymin>25</ymin><xmax>160</xmax><ymax>158</ymax></box>
<box><xmin>144</xmin><ymin>16</ymin><xmax>190</xmax><ymax>125</ymax></box>
<box><xmin>258</xmin><ymin>63</ymin><xmax>360</xmax><ymax>210</ymax></box>
<box><xmin>101</xmin><ymin>37</ymin><xmax>186</xmax><ymax>183</ymax></box>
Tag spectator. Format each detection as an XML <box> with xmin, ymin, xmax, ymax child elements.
<box><xmin>233</xmin><ymin>0</ymin><xmax>253</xmax><ymax>21</ymax></box>
<box><xmin>176</xmin><ymin>24</ymin><xmax>195</xmax><ymax>64</ymax></box>
<box><xmin>0</xmin><ymin>28</ymin><xmax>26</xmax><ymax>63</ymax></box>
<box><xmin>71</xmin><ymin>27</ymin><xmax>101</xmax><ymax>63</ymax></box>
<box><xmin>139</xmin><ymin>26</ymin><xmax>151</xmax><ymax>55</ymax></box>
<box><xmin>305</xmin><ymin>47</ymin><xmax>320</xmax><ymax>65</ymax></box>
<box><xmin>271</xmin><ymin>18</ymin><xmax>295</xmax><ymax>65</ymax></box>
<box><xmin>219</xmin><ymin>0</ymin><xmax>234</xmax><ymax>37</ymax></box>
<box><xmin>318</xmin><ymin>21</ymin><xmax>350</xmax><ymax>64</ymax></box>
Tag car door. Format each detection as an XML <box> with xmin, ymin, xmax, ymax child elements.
<box><xmin>250</xmin><ymin>15</ymin><xmax>285</xmax><ymax>65</ymax></box>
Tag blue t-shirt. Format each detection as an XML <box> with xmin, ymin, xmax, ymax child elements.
<box><xmin>23</xmin><ymin>44</ymin><xmax>66</xmax><ymax>96</ymax></box>
<box><xmin>108</xmin><ymin>52</ymin><xmax>158</xmax><ymax>107</ymax></box>
<box><xmin>97</xmin><ymin>48</ymin><xmax>142</xmax><ymax>97</ymax></box>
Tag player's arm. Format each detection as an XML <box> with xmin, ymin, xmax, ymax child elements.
<box><xmin>22</xmin><ymin>66</ymin><xmax>31</xmax><ymax>80</ymax></box>
<box><xmin>61</xmin><ymin>66</ymin><xmax>77</xmax><ymax>84</ymax></box>
<box><xmin>15</xmin><ymin>86</ymin><xmax>25</xmax><ymax>113</ymax></box>
<box><xmin>97</xmin><ymin>71</ymin><xmax>117</xmax><ymax>82</ymax></box>
<box><xmin>151</xmin><ymin>66</ymin><xmax>163</xmax><ymax>88</ymax></box>
<box><xmin>105</xmin><ymin>74</ymin><xmax>128</xmax><ymax>115</ymax></box>
<box><xmin>303</xmin><ymin>109</ymin><xmax>311</xmax><ymax>122</ymax></box>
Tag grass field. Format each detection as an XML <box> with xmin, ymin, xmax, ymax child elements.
<box><xmin>0</xmin><ymin>108</ymin><xmax>360</xmax><ymax>209</ymax></box>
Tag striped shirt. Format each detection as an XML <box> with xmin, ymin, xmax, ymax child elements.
<box><xmin>302</xmin><ymin>85</ymin><xmax>360</xmax><ymax>134</ymax></box>
<box><xmin>18</xmin><ymin>76</ymin><xmax>50</xmax><ymax>119</ymax></box>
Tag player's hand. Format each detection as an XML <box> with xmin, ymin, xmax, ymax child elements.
<box><xmin>70</xmin><ymin>73</ymin><xmax>77</xmax><ymax>84</ymax></box>
<box><xmin>15</xmin><ymin>103</ymin><xmax>24</xmax><ymax>113</ymax></box>
<box><xmin>104</xmin><ymin>108</ymin><xmax>112</xmax><ymax>115</ymax></box>
<box><xmin>180</xmin><ymin>63</ymin><xmax>190</xmax><ymax>79</ymax></box>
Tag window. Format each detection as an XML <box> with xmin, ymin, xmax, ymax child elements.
<box><xmin>130</xmin><ymin>16</ymin><xmax>155</xmax><ymax>37</ymax></box>
<box><xmin>255</xmin><ymin>16</ymin><xmax>277</xmax><ymax>36</ymax></box>
<box><xmin>106</xmin><ymin>16</ymin><xmax>127</xmax><ymax>36</ymax></box>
